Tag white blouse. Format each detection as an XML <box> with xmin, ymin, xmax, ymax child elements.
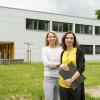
<box><xmin>42</xmin><ymin>46</ymin><xmax>62</xmax><ymax>77</ymax></box>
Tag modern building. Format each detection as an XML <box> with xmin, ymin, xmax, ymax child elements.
<box><xmin>0</xmin><ymin>6</ymin><xmax>100</xmax><ymax>62</ymax></box>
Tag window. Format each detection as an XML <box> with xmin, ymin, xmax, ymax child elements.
<box><xmin>80</xmin><ymin>45</ymin><xmax>93</xmax><ymax>54</ymax></box>
<box><xmin>34</xmin><ymin>20</ymin><xmax>38</xmax><ymax>30</ymax></box>
<box><xmin>26</xmin><ymin>19</ymin><xmax>33</xmax><ymax>29</ymax></box>
<box><xmin>63</xmin><ymin>23</ymin><xmax>72</xmax><ymax>32</ymax></box>
<box><xmin>95</xmin><ymin>26</ymin><xmax>100</xmax><ymax>35</ymax></box>
<box><xmin>75</xmin><ymin>24</ymin><xmax>80</xmax><ymax>33</ymax></box>
<box><xmin>75</xmin><ymin>24</ymin><xmax>92</xmax><ymax>34</ymax></box>
<box><xmin>52</xmin><ymin>21</ymin><xmax>73</xmax><ymax>32</ymax></box>
<box><xmin>59</xmin><ymin>23</ymin><xmax>63</xmax><ymax>32</ymax></box>
<box><xmin>95</xmin><ymin>45</ymin><xmax>100</xmax><ymax>54</ymax></box>
<box><xmin>38</xmin><ymin>20</ymin><xmax>49</xmax><ymax>30</ymax></box>
<box><xmin>52</xmin><ymin>22</ymin><xmax>58</xmax><ymax>31</ymax></box>
<box><xmin>85</xmin><ymin>25</ymin><xmax>92</xmax><ymax>34</ymax></box>
<box><xmin>26</xmin><ymin>18</ymin><xmax>49</xmax><ymax>31</ymax></box>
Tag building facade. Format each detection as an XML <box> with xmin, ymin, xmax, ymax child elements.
<box><xmin>0</xmin><ymin>6</ymin><xmax>100</xmax><ymax>62</ymax></box>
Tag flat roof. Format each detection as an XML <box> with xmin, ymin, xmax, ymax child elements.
<box><xmin>0</xmin><ymin>5</ymin><xmax>99</xmax><ymax>21</ymax></box>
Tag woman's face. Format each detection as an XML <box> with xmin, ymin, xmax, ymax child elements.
<box><xmin>47</xmin><ymin>32</ymin><xmax>56</xmax><ymax>45</ymax></box>
<box><xmin>65</xmin><ymin>33</ymin><xmax>74</xmax><ymax>47</ymax></box>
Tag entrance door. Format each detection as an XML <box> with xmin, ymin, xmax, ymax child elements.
<box><xmin>0</xmin><ymin>42</ymin><xmax>14</xmax><ymax>60</ymax></box>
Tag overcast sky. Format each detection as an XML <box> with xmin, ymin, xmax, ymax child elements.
<box><xmin>0</xmin><ymin>0</ymin><xmax>100</xmax><ymax>18</ymax></box>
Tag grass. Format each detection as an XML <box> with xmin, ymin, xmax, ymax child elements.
<box><xmin>85</xmin><ymin>61</ymin><xmax>100</xmax><ymax>86</ymax></box>
<box><xmin>0</xmin><ymin>61</ymin><xmax>100</xmax><ymax>100</ymax></box>
<box><xmin>86</xmin><ymin>95</ymin><xmax>100</xmax><ymax>100</ymax></box>
<box><xmin>0</xmin><ymin>63</ymin><xmax>44</xmax><ymax>100</ymax></box>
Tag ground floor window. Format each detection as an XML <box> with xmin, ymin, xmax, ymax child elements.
<box><xmin>95</xmin><ymin>45</ymin><xmax>100</xmax><ymax>54</ymax></box>
<box><xmin>80</xmin><ymin>45</ymin><xmax>93</xmax><ymax>55</ymax></box>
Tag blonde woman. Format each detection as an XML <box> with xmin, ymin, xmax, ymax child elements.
<box><xmin>42</xmin><ymin>31</ymin><xmax>62</xmax><ymax>100</ymax></box>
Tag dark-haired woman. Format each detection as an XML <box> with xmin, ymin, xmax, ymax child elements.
<box><xmin>59</xmin><ymin>32</ymin><xmax>85</xmax><ymax>100</ymax></box>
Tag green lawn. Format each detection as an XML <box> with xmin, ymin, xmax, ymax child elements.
<box><xmin>85</xmin><ymin>61</ymin><xmax>100</xmax><ymax>86</ymax></box>
<box><xmin>0</xmin><ymin>62</ymin><xmax>100</xmax><ymax>100</ymax></box>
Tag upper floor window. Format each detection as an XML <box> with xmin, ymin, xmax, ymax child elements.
<box><xmin>52</xmin><ymin>21</ymin><xmax>73</xmax><ymax>32</ymax></box>
<box><xmin>75</xmin><ymin>24</ymin><xmax>92</xmax><ymax>34</ymax></box>
<box><xmin>26</xmin><ymin>18</ymin><xmax>49</xmax><ymax>31</ymax></box>
<box><xmin>95</xmin><ymin>26</ymin><xmax>100</xmax><ymax>35</ymax></box>
<box><xmin>26</xmin><ymin>19</ymin><xmax>33</xmax><ymax>29</ymax></box>
<box><xmin>80</xmin><ymin>45</ymin><xmax>93</xmax><ymax>55</ymax></box>
<box><xmin>95</xmin><ymin>45</ymin><xmax>100</xmax><ymax>54</ymax></box>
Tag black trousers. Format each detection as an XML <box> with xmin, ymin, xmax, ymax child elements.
<box><xmin>59</xmin><ymin>86</ymin><xmax>81</xmax><ymax>100</ymax></box>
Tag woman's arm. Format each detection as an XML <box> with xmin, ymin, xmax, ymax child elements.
<box><xmin>64</xmin><ymin>48</ymin><xmax>85</xmax><ymax>86</ymax></box>
<box><xmin>76</xmin><ymin>48</ymin><xmax>85</xmax><ymax>74</ymax></box>
<box><xmin>42</xmin><ymin>47</ymin><xmax>60</xmax><ymax>68</ymax></box>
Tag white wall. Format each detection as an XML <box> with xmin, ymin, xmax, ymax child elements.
<box><xmin>0</xmin><ymin>6</ymin><xmax>100</xmax><ymax>61</ymax></box>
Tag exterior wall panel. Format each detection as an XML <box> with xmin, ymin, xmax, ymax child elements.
<box><xmin>0</xmin><ymin>6</ymin><xmax>100</xmax><ymax>61</ymax></box>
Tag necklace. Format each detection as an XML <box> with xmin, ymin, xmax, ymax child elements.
<box><xmin>67</xmin><ymin>52</ymin><xmax>69</xmax><ymax>58</ymax></box>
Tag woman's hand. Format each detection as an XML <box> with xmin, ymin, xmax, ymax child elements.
<box><xmin>60</xmin><ymin>64</ymin><xmax>69</xmax><ymax>71</ymax></box>
<box><xmin>64</xmin><ymin>78</ymin><xmax>73</xmax><ymax>87</ymax></box>
<box><xmin>56</xmin><ymin>64</ymin><xmax>60</xmax><ymax>68</ymax></box>
<box><xmin>50</xmin><ymin>64</ymin><xmax>60</xmax><ymax>69</ymax></box>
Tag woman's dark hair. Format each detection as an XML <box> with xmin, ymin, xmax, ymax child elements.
<box><xmin>61</xmin><ymin>32</ymin><xmax>79</xmax><ymax>50</ymax></box>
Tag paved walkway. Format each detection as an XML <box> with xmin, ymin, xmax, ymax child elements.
<box><xmin>85</xmin><ymin>86</ymin><xmax>100</xmax><ymax>97</ymax></box>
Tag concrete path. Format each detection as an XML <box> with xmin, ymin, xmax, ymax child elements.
<box><xmin>85</xmin><ymin>86</ymin><xmax>100</xmax><ymax>97</ymax></box>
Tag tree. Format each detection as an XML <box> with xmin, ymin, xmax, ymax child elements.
<box><xmin>95</xmin><ymin>10</ymin><xmax>100</xmax><ymax>19</ymax></box>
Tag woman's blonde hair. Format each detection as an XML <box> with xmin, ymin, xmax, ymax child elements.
<box><xmin>45</xmin><ymin>31</ymin><xmax>59</xmax><ymax>46</ymax></box>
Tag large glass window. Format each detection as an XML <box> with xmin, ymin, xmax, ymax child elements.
<box><xmin>95</xmin><ymin>26</ymin><xmax>100</xmax><ymax>35</ymax></box>
<box><xmin>26</xmin><ymin>18</ymin><xmax>49</xmax><ymax>31</ymax></box>
<box><xmin>26</xmin><ymin>19</ymin><xmax>33</xmax><ymax>29</ymax></box>
<box><xmin>63</xmin><ymin>23</ymin><xmax>72</xmax><ymax>32</ymax></box>
<box><xmin>75</xmin><ymin>24</ymin><xmax>92</xmax><ymax>34</ymax></box>
<box><xmin>34</xmin><ymin>20</ymin><xmax>38</xmax><ymax>30</ymax></box>
<box><xmin>95</xmin><ymin>45</ymin><xmax>100</xmax><ymax>54</ymax></box>
<box><xmin>85</xmin><ymin>25</ymin><xmax>92</xmax><ymax>34</ymax></box>
<box><xmin>58</xmin><ymin>23</ymin><xmax>63</xmax><ymax>32</ymax></box>
<box><xmin>52</xmin><ymin>21</ymin><xmax>73</xmax><ymax>32</ymax></box>
<box><xmin>52</xmin><ymin>22</ymin><xmax>58</xmax><ymax>31</ymax></box>
<box><xmin>75</xmin><ymin>24</ymin><xmax>80</xmax><ymax>33</ymax></box>
<box><xmin>80</xmin><ymin>45</ymin><xmax>93</xmax><ymax>54</ymax></box>
<box><xmin>38</xmin><ymin>20</ymin><xmax>49</xmax><ymax>30</ymax></box>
